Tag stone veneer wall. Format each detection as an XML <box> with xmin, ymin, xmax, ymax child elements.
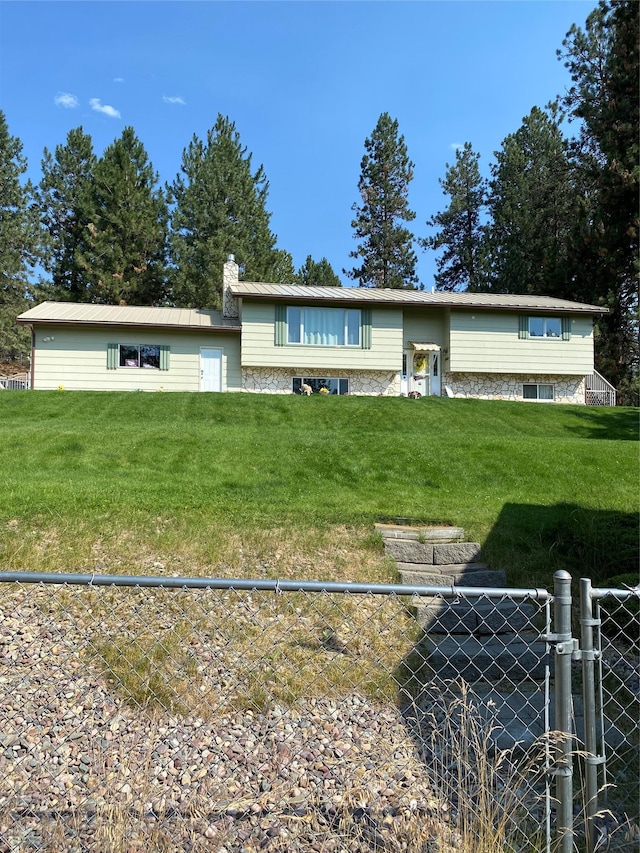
<box><xmin>242</xmin><ymin>367</ymin><xmax>401</xmax><ymax>396</ymax></box>
<box><xmin>443</xmin><ymin>373</ymin><xmax>586</xmax><ymax>404</ymax></box>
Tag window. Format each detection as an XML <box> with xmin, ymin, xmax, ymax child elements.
<box><xmin>529</xmin><ymin>317</ymin><xmax>561</xmax><ymax>338</ymax></box>
<box><xmin>523</xmin><ymin>383</ymin><xmax>554</xmax><ymax>401</ymax></box>
<box><xmin>287</xmin><ymin>307</ymin><xmax>361</xmax><ymax>346</ymax></box>
<box><xmin>520</xmin><ymin>316</ymin><xmax>571</xmax><ymax>340</ymax></box>
<box><xmin>107</xmin><ymin>343</ymin><xmax>169</xmax><ymax>370</ymax></box>
<box><xmin>293</xmin><ymin>377</ymin><xmax>349</xmax><ymax>395</ymax></box>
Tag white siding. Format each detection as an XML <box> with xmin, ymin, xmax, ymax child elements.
<box><xmin>31</xmin><ymin>326</ymin><xmax>242</xmax><ymax>391</ymax></box>
<box><xmin>449</xmin><ymin>311</ymin><xmax>594</xmax><ymax>375</ymax></box>
<box><xmin>240</xmin><ymin>302</ymin><xmax>403</xmax><ymax>371</ymax></box>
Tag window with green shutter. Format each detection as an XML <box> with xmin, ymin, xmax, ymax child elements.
<box><xmin>108</xmin><ymin>344</ymin><xmax>168</xmax><ymax>369</ymax></box>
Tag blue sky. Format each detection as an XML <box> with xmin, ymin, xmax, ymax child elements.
<box><xmin>1</xmin><ymin>1</ymin><xmax>596</xmax><ymax>288</ymax></box>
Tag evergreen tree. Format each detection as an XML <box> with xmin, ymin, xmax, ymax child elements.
<box><xmin>80</xmin><ymin>127</ymin><xmax>168</xmax><ymax>305</ymax></box>
<box><xmin>168</xmin><ymin>115</ymin><xmax>284</xmax><ymax>308</ymax></box>
<box><xmin>487</xmin><ymin>106</ymin><xmax>575</xmax><ymax>296</ymax></box>
<box><xmin>421</xmin><ymin>143</ymin><xmax>489</xmax><ymax>292</ymax></box>
<box><xmin>345</xmin><ymin>113</ymin><xmax>419</xmax><ymax>289</ymax></box>
<box><xmin>558</xmin><ymin>0</ymin><xmax>639</xmax><ymax>402</ymax></box>
<box><xmin>37</xmin><ymin>126</ymin><xmax>96</xmax><ymax>301</ymax></box>
<box><xmin>0</xmin><ymin>111</ymin><xmax>39</xmax><ymax>361</ymax></box>
<box><xmin>265</xmin><ymin>248</ymin><xmax>296</xmax><ymax>285</ymax></box>
<box><xmin>295</xmin><ymin>255</ymin><xmax>341</xmax><ymax>287</ymax></box>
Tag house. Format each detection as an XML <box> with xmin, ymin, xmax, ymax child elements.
<box><xmin>17</xmin><ymin>257</ymin><xmax>608</xmax><ymax>403</ymax></box>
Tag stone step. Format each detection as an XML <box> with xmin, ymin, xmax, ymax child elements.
<box><xmin>409</xmin><ymin>682</ymin><xmax>549</xmax><ymax>752</ymax></box>
<box><xmin>398</xmin><ymin>565</ymin><xmax>506</xmax><ymax>588</ymax></box>
<box><xmin>375</xmin><ymin>524</ymin><xmax>465</xmax><ymax>543</ymax></box>
<box><xmin>384</xmin><ymin>540</ymin><xmax>482</xmax><ymax>565</ymax></box>
<box><xmin>412</xmin><ymin>599</ymin><xmax>537</xmax><ymax>635</ymax></box>
<box><xmin>419</xmin><ymin>636</ymin><xmax>549</xmax><ymax>681</ymax></box>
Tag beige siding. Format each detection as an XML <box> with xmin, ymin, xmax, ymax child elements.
<box><xmin>449</xmin><ymin>311</ymin><xmax>594</xmax><ymax>375</ymax></box>
<box><xmin>31</xmin><ymin>326</ymin><xmax>242</xmax><ymax>391</ymax></box>
<box><xmin>240</xmin><ymin>301</ymin><xmax>403</xmax><ymax>371</ymax></box>
<box><xmin>402</xmin><ymin>309</ymin><xmax>447</xmax><ymax>349</ymax></box>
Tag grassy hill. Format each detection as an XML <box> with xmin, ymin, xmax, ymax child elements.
<box><xmin>0</xmin><ymin>392</ymin><xmax>637</xmax><ymax>588</ymax></box>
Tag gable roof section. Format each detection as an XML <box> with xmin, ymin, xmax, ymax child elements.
<box><xmin>230</xmin><ymin>282</ymin><xmax>607</xmax><ymax>315</ymax></box>
<box><xmin>17</xmin><ymin>301</ymin><xmax>241</xmax><ymax>331</ymax></box>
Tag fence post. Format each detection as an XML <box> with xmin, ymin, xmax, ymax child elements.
<box><xmin>553</xmin><ymin>570</ymin><xmax>574</xmax><ymax>853</ymax></box>
<box><xmin>580</xmin><ymin>577</ymin><xmax>600</xmax><ymax>853</ymax></box>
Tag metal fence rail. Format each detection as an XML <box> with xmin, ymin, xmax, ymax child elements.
<box><xmin>0</xmin><ymin>571</ymin><xmax>637</xmax><ymax>853</ymax></box>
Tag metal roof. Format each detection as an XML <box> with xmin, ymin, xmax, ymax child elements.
<box><xmin>17</xmin><ymin>301</ymin><xmax>241</xmax><ymax>331</ymax></box>
<box><xmin>230</xmin><ymin>282</ymin><xmax>607</xmax><ymax>314</ymax></box>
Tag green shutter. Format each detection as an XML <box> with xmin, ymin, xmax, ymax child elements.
<box><xmin>159</xmin><ymin>345</ymin><xmax>170</xmax><ymax>370</ymax></box>
<box><xmin>107</xmin><ymin>343</ymin><xmax>118</xmax><ymax>369</ymax></box>
<box><xmin>561</xmin><ymin>317</ymin><xmax>571</xmax><ymax>341</ymax></box>
<box><xmin>361</xmin><ymin>308</ymin><xmax>372</xmax><ymax>349</ymax></box>
<box><xmin>518</xmin><ymin>316</ymin><xmax>529</xmax><ymax>339</ymax></box>
<box><xmin>275</xmin><ymin>304</ymin><xmax>286</xmax><ymax>346</ymax></box>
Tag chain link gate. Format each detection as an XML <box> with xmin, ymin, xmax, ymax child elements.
<box><xmin>0</xmin><ymin>570</ymin><xmax>636</xmax><ymax>852</ymax></box>
<box><xmin>578</xmin><ymin>578</ymin><xmax>640</xmax><ymax>853</ymax></box>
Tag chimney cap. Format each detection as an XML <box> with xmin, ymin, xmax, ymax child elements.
<box><xmin>227</xmin><ymin>253</ymin><xmax>235</xmax><ymax>263</ymax></box>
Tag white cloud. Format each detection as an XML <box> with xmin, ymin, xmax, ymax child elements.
<box><xmin>54</xmin><ymin>92</ymin><xmax>79</xmax><ymax>109</ymax></box>
<box><xmin>449</xmin><ymin>142</ymin><xmax>464</xmax><ymax>152</ymax></box>
<box><xmin>163</xmin><ymin>95</ymin><xmax>186</xmax><ymax>106</ymax></box>
<box><xmin>89</xmin><ymin>98</ymin><xmax>121</xmax><ymax>119</ymax></box>
<box><xmin>113</xmin><ymin>77</ymin><xmax>124</xmax><ymax>83</ymax></box>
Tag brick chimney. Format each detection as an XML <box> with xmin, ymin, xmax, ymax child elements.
<box><xmin>222</xmin><ymin>254</ymin><xmax>239</xmax><ymax>319</ymax></box>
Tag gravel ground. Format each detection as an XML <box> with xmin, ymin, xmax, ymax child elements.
<box><xmin>0</xmin><ymin>586</ymin><xmax>454</xmax><ymax>853</ymax></box>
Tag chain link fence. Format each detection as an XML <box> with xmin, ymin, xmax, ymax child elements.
<box><xmin>0</xmin><ymin>572</ymin><xmax>637</xmax><ymax>853</ymax></box>
<box><xmin>577</xmin><ymin>580</ymin><xmax>639</xmax><ymax>853</ymax></box>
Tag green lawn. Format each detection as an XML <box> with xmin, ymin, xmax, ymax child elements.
<box><xmin>0</xmin><ymin>392</ymin><xmax>637</xmax><ymax>587</ymax></box>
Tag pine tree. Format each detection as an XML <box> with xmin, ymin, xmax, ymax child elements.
<box><xmin>37</xmin><ymin>126</ymin><xmax>96</xmax><ymax>301</ymax></box>
<box><xmin>558</xmin><ymin>0</ymin><xmax>639</xmax><ymax>402</ymax></box>
<box><xmin>422</xmin><ymin>143</ymin><xmax>489</xmax><ymax>292</ymax></box>
<box><xmin>0</xmin><ymin>111</ymin><xmax>39</xmax><ymax>361</ymax></box>
<box><xmin>345</xmin><ymin>113</ymin><xmax>419</xmax><ymax>289</ymax></box>
<box><xmin>168</xmin><ymin>115</ymin><xmax>284</xmax><ymax>308</ymax></box>
<box><xmin>295</xmin><ymin>255</ymin><xmax>341</xmax><ymax>287</ymax></box>
<box><xmin>487</xmin><ymin>106</ymin><xmax>575</xmax><ymax>296</ymax></box>
<box><xmin>79</xmin><ymin>127</ymin><xmax>168</xmax><ymax>305</ymax></box>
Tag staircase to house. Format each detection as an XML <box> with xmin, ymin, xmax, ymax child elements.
<box><xmin>585</xmin><ymin>371</ymin><xmax>616</xmax><ymax>406</ymax></box>
<box><xmin>377</xmin><ymin>523</ymin><xmax>552</xmax><ymax>750</ymax></box>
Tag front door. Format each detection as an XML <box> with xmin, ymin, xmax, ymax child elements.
<box><xmin>200</xmin><ymin>348</ymin><xmax>222</xmax><ymax>392</ymax></box>
<box><xmin>411</xmin><ymin>351</ymin><xmax>428</xmax><ymax>396</ymax></box>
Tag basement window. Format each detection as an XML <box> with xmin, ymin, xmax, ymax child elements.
<box><xmin>523</xmin><ymin>383</ymin><xmax>554</xmax><ymax>401</ymax></box>
<box><xmin>293</xmin><ymin>377</ymin><xmax>349</xmax><ymax>395</ymax></box>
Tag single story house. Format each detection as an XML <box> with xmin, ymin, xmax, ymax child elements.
<box><xmin>17</xmin><ymin>257</ymin><xmax>608</xmax><ymax>403</ymax></box>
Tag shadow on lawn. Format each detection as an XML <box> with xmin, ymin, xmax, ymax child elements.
<box><xmin>482</xmin><ymin>502</ymin><xmax>639</xmax><ymax>586</ymax></box>
<box><xmin>563</xmin><ymin>406</ymin><xmax>639</xmax><ymax>441</ymax></box>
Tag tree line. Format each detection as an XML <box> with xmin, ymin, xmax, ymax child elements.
<box><xmin>1</xmin><ymin>1</ymin><xmax>637</xmax><ymax>402</ymax></box>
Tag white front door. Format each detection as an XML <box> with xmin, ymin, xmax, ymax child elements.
<box><xmin>200</xmin><ymin>348</ymin><xmax>222</xmax><ymax>392</ymax></box>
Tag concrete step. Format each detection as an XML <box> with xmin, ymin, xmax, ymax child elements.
<box><xmin>375</xmin><ymin>524</ymin><xmax>465</xmax><ymax>542</ymax></box>
<box><xmin>398</xmin><ymin>565</ymin><xmax>506</xmax><ymax>588</ymax></box>
<box><xmin>412</xmin><ymin>599</ymin><xmax>538</xmax><ymax>635</ymax></box>
<box><xmin>419</xmin><ymin>636</ymin><xmax>549</xmax><ymax>681</ymax></box>
<box><xmin>384</xmin><ymin>540</ymin><xmax>482</xmax><ymax>565</ymax></box>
